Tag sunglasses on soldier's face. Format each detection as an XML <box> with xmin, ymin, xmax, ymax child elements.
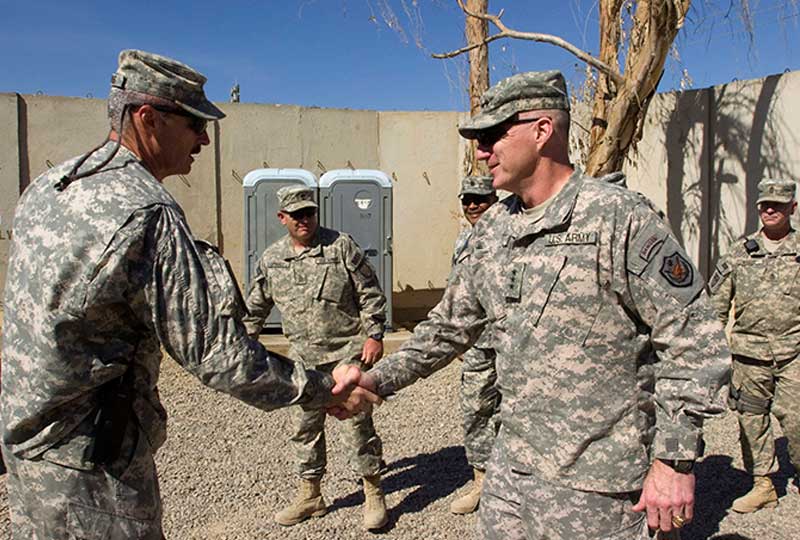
<box><xmin>151</xmin><ymin>106</ymin><xmax>208</xmax><ymax>135</ymax></box>
<box><xmin>461</xmin><ymin>194</ymin><xmax>493</xmax><ymax>206</ymax></box>
<box><xmin>475</xmin><ymin>116</ymin><xmax>547</xmax><ymax>148</ymax></box>
<box><xmin>287</xmin><ymin>208</ymin><xmax>318</xmax><ymax>220</ymax></box>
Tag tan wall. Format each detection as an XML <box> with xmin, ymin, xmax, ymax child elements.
<box><xmin>0</xmin><ymin>94</ymin><xmax>20</xmax><ymax>309</ymax></box>
<box><xmin>2</xmin><ymin>70</ymin><xmax>800</xmax><ymax>318</ymax></box>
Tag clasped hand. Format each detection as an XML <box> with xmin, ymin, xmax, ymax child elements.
<box><xmin>327</xmin><ymin>365</ymin><xmax>381</xmax><ymax>419</ymax></box>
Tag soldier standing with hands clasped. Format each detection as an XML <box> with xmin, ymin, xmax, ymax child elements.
<box><xmin>333</xmin><ymin>70</ymin><xmax>731</xmax><ymax>540</ymax></box>
<box><xmin>243</xmin><ymin>186</ymin><xmax>389</xmax><ymax>530</ymax></box>
<box><xmin>710</xmin><ymin>177</ymin><xmax>800</xmax><ymax>513</ymax></box>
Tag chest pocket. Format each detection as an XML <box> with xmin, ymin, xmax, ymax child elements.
<box><xmin>266</xmin><ymin>261</ymin><xmax>293</xmax><ymax>304</ymax></box>
<box><xmin>778</xmin><ymin>255</ymin><xmax>800</xmax><ymax>297</ymax></box>
<box><xmin>316</xmin><ymin>258</ymin><xmax>348</xmax><ymax>303</ymax></box>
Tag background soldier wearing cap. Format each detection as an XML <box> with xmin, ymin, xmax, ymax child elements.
<box><xmin>334</xmin><ymin>70</ymin><xmax>731</xmax><ymax>539</ymax></box>
<box><xmin>449</xmin><ymin>175</ymin><xmax>501</xmax><ymax>515</ymax></box>
<box><xmin>243</xmin><ymin>185</ymin><xmax>388</xmax><ymax>530</ymax></box>
<box><xmin>0</xmin><ymin>50</ymin><xmax>372</xmax><ymax>539</ymax></box>
<box><xmin>710</xmin><ymin>177</ymin><xmax>800</xmax><ymax>513</ymax></box>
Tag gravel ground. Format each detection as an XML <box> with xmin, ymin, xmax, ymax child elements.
<box><xmin>0</xmin><ymin>348</ymin><xmax>797</xmax><ymax>539</ymax></box>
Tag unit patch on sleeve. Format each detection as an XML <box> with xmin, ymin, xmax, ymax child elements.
<box><xmin>660</xmin><ymin>252</ymin><xmax>694</xmax><ymax>288</ymax></box>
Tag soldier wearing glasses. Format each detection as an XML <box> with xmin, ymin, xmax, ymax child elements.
<box><xmin>449</xmin><ymin>175</ymin><xmax>501</xmax><ymax>515</ymax></box>
<box><xmin>710</xmin><ymin>178</ymin><xmax>800</xmax><ymax>513</ymax></box>
<box><xmin>243</xmin><ymin>186</ymin><xmax>388</xmax><ymax>530</ymax></box>
<box><xmin>0</xmin><ymin>50</ymin><xmax>373</xmax><ymax>539</ymax></box>
<box><xmin>344</xmin><ymin>71</ymin><xmax>731</xmax><ymax>539</ymax></box>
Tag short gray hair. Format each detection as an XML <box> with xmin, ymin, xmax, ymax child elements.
<box><xmin>107</xmin><ymin>88</ymin><xmax>177</xmax><ymax>133</ymax></box>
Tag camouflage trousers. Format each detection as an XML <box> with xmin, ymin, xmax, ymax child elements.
<box><xmin>2</xmin><ymin>425</ymin><xmax>164</xmax><ymax>539</ymax></box>
<box><xmin>732</xmin><ymin>354</ymin><xmax>800</xmax><ymax>475</ymax></box>
<box><xmin>460</xmin><ymin>346</ymin><xmax>501</xmax><ymax>470</ymax></box>
<box><xmin>290</xmin><ymin>358</ymin><xmax>383</xmax><ymax>479</ymax></box>
<box><xmin>478</xmin><ymin>442</ymin><xmax>678</xmax><ymax>540</ymax></box>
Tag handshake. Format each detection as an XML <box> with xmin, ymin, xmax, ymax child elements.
<box><xmin>326</xmin><ymin>365</ymin><xmax>383</xmax><ymax>419</ymax></box>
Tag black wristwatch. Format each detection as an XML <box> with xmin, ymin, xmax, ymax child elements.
<box><xmin>369</xmin><ymin>332</ymin><xmax>384</xmax><ymax>341</ymax></box>
<box><xmin>659</xmin><ymin>458</ymin><xmax>695</xmax><ymax>474</ymax></box>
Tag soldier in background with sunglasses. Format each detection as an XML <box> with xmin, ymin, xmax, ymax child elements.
<box><xmin>448</xmin><ymin>176</ymin><xmax>501</xmax><ymax>515</ymax></box>
<box><xmin>0</xmin><ymin>50</ymin><xmax>375</xmax><ymax>540</ymax></box>
<box><xmin>243</xmin><ymin>186</ymin><xmax>388</xmax><ymax>530</ymax></box>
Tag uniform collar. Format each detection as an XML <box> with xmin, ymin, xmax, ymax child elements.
<box><xmin>507</xmin><ymin>169</ymin><xmax>583</xmax><ymax>241</ymax></box>
<box><xmin>278</xmin><ymin>230</ymin><xmax>325</xmax><ymax>261</ymax></box>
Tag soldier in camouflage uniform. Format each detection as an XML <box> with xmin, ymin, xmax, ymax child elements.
<box><xmin>338</xmin><ymin>71</ymin><xmax>731</xmax><ymax>539</ymax></box>
<box><xmin>709</xmin><ymin>177</ymin><xmax>800</xmax><ymax>513</ymax></box>
<box><xmin>449</xmin><ymin>175</ymin><xmax>501</xmax><ymax>515</ymax></box>
<box><xmin>0</xmin><ymin>50</ymin><xmax>372</xmax><ymax>540</ymax></box>
<box><xmin>243</xmin><ymin>186</ymin><xmax>388</xmax><ymax>530</ymax></box>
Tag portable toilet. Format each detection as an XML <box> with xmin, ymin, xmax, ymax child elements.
<box><xmin>243</xmin><ymin>168</ymin><xmax>317</xmax><ymax>329</ymax></box>
<box><xmin>319</xmin><ymin>169</ymin><xmax>393</xmax><ymax>330</ymax></box>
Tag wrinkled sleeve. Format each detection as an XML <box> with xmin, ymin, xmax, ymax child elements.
<box><xmin>242</xmin><ymin>257</ymin><xmax>275</xmax><ymax>339</ymax></box>
<box><xmin>708</xmin><ymin>252</ymin><xmax>735</xmax><ymax>327</ymax></box>
<box><xmin>623</xmin><ymin>203</ymin><xmax>731</xmax><ymax>461</ymax></box>
<box><xmin>368</xmin><ymin>257</ymin><xmax>488</xmax><ymax>396</ymax></box>
<box><xmin>342</xmin><ymin>237</ymin><xmax>387</xmax><ymax>337</ymax></box>
<box><xmin>144</xmin><ymin>207</ymin><xmax>333</xmax><ymax>411</ymax></box>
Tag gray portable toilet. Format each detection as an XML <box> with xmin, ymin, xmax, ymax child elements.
<box><xmin>243</xmin><ymin>168</ymin><xmax>317</xmax><ymax>329</ymax></box>
<box><xmin>319</xmin><ymin>169</ymin><xmax>393</xmax><ymax>330</ymax></box>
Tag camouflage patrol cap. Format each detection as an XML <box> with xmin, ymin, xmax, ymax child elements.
<box><xmin>459</xmin><ymin>175</ymin><xmax>495</xmax><ymax>197</ymax></box>
<box><xmin>111</xmin><ymin>49</ymin><xmax>225</xmax><ymax>120</ymax></box>
<box><xmin>459</xmin><ymin>70</ymin><xmax>570</xmax><ymax>139</ymax></box>
<box><xmin>757</xmin><ymin>178</ymin><xmax>796</xmax><ymax>204</ymax></box>
<box><xmin>277</xmin><ymin>186</ymin><xmax>318</xmax><ymax>213</ymax></box>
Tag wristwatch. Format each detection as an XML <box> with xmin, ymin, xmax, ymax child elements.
<box><xmin>369</xmin><ymin>332</ymin><xmax>384</xmax><ymax>341</ymax></box>
<box><xmin>659</xmin><ymin>458</ymin><xmax>695</xmax><ymax>474</ymax></box>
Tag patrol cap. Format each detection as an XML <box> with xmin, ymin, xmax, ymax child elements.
<box><xmin>111</xmin><ymin>49</ymin><xmax>225</xmax><ymax>120</ymax></box>
<box><xmin>459</xmin><ymin>175</ymin><xmax>495</xmax><ymax>197</ymax></box>
<box><xmin>277</xmin><ymin>186</ymin><xmax>318</xmax><ymax>213</ymax></box>
<box><xmin>756</xmin><ymin>178</ymin><xmax>796</xmax><ymax>204</ymax></box>
<box><xmin>459</xmin><ymin>70</ymin><xmax>570</xmax><ymax>139</ymax></box>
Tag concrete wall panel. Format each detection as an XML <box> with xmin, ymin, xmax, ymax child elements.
<box><xmin>300</xmin><ymin>107</ymin><xmax>380</xmax><ymax>175</ymax></box>
<box><xmin>378</xmin><ymin>111</ymin><xmax>462</xmax><ymax>292</ymax></box>
<box><xmin>0</xmin><ymin>94</ymin><xmax>20</xmax><ymax>298</ymax></box>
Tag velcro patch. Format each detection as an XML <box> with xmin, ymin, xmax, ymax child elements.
<box><xmin>545</xmin><ymin>232</ymin><xmax>598</xmax><ymax>246</ymax></box>
<box><xmin>660</xmin><ymin>252</ymin><xmax>694</xmax><ymax>288</ymax></box>
<box><xmin>639</xmin><ymin>234</ymin><xmax>665</xmax><ymax>262</ymax></box>
<box><xmin>707</xmin><ymin>260</ymin><xmax>732</xmax><ymax>293</ymax></box>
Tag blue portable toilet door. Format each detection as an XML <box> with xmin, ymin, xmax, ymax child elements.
<box><xmin>325</xmin><ymin>182</ymin><xmax>387</xmax><ymax>280</ymax></box>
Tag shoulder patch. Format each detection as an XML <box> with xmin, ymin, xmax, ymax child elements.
<box><xmin>639</xmin><ymin>234</ymin><xmax>665</xmax><ymax>262</ymax></box>
<box><xmin>707</xmin><ymin>259</ymin><xmax>733</xmax><ymax>293</ymax></box>
<box><xmin>348</xmin><ymin>249</ymin><xmax>364</xmax><ymax>270</ymax></box>
<box><xmin>660</xmin><ymin>252</ymin><xmax>694</xmax><ymax>288</ymax></box>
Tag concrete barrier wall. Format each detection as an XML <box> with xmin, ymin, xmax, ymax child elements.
<box><xmin>2</xmin><ymin>70</ymin><xmax>799</xmax><ymax>319</ymax></box>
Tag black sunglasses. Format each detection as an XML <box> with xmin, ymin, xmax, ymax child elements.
<box><xmin>150</xmin><ymin>106</ymin><xmax>208</xmax><ymax>135</ymax></box>
<box><xmin>475</xmin><ymin>117</ymin><xmax>546</xmax><ymax>148</ymax></box>
<box><xmin>461</xmin><ymin>194</ymin><xmax>494</xmax><ymax>206</ymax></box>
<box><xmin>287</xmin><ymin>207</ymin><xmax>318</xmax><ymax>220</ymax></box>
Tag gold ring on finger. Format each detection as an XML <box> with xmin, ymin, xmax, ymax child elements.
<box><xmin>671</xmin><ymin>515</ymin><xmax>686</xmax><ymax>528</ymax></box>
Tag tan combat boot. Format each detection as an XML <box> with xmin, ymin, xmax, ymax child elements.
<box><xmin>363</xmin><ymin>475</ymin><xmax>388</xmax><ymax>530</ymax></box>
<box><xmin>274</xmin><ymin>477</ymin><xmax>327</xmax><ymax>526</ymax></box>
<box><xmin>732</xmin><ymin>476</ymin><xmax>779</xmax><ymax>513</ymax></box>
<box><xmin>450</xmin><ymin>468</ymin><xmax>485</xmax><ymax>514</ymax></box>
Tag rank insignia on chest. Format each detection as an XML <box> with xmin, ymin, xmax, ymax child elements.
<box><xmin>660</xmin><ymin>252</ymin><xmax>694</xmax><ymax>288</ymax></box>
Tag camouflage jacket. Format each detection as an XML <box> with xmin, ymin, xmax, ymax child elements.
<box><xmin>243</xmin><ymin>227</ymin><xmax>386</xmax><ymax>365</ymax></box>
<box><xmin>0</xmin><ymin>142</ymin><xmax>333</xmax><ymax>467</ymax></box>
<box><xmin>452</xmin><ymin>228</ymin><xmax>493</xmax><ymax>350</ymax></box>
<box><xmin>370</xmin><ymin>171</ymin><xmax>730</xmax><ymax>492</ymax></box>
<box><xmin>709</xmin><ymin>229</ymin><xmax>800</xmax><ymax>361</ymax></box>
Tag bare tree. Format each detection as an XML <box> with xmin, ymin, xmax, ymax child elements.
<box><xmin>435</xmin><ymin>0</ymin><xmax>693</xmax><ymax>177</ymax></box>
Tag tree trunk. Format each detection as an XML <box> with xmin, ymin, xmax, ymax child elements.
<box><xmin>585</xmin><ymin>0</ymin><xmax>691</xmax><ymax>176</ymax></box>
<box><xmin>465</xmin><ymin>0</ymin><xmax>489</xmax><ymax>175</ymax></box>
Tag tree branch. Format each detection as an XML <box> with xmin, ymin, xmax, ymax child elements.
<box><xmin>433</xmin><ymin>0</ymin><xmax>625</xmax><ymax>87</ymax></box>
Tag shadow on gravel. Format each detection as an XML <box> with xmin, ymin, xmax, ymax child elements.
<box><xmin>681</xmin><ymin>454</ymin><xmax>750</xmax><ymax>540</ymax></box>
<box><xmin>326</xmin><ymin>445</ymin><xmax>471</xmax><ymax>532</ymax></box>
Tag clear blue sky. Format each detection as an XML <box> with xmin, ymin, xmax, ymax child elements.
<box><xmin>1</xmin><ymin>1</ymin><xmax>797</xmax><ymax>111</ymax></box>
